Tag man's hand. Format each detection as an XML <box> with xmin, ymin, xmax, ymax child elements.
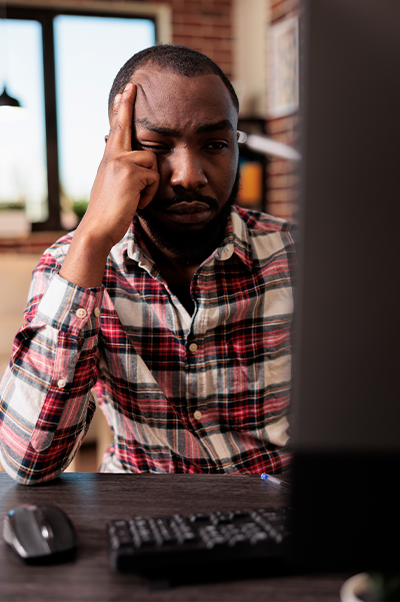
<box><xmin>83</xmin><ymin>83</ymin><xmax>159</xmax><ymax>247</ymax></box>
<box><xmin>59</xmin><ymin>83</ymin><xmax>160</xmax><ymax>288</ymax></box>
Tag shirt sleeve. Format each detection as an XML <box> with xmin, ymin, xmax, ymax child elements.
<box><xmin>0</xmin><ymin>249</ymin><xmax>104</xmax><ymax>484</ymax></box>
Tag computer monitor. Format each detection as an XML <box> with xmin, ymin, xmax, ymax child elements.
<box><xmin>290</xmin><ymin>0</ymin><xmax>400</xmax><ymax>571</ymax></box>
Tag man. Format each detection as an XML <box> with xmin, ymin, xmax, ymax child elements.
<box><xmin>0</xmin><ymin>45</ymin><xmax>295</xmax><ymax>484</ymax></box>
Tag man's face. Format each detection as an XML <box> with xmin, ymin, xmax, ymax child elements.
<box><xmin>130</xmin><ymin>67</ymin><xmax>239</xmax><ymax>259</ymax></box>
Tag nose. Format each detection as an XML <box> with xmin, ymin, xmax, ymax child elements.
<box><xmin>168</xmin><ymin>148</ymin><xmax>208</xmax><ymax>191</ymax></box>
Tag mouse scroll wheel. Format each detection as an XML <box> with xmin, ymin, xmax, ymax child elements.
<box><xmin>34</xmin><ymin>508</ymin><xmax>54</xmax><ymax>540</ymax></box>
<box><xmin>40</xmin><ymin>524</ymin><xmax>52</xmax><ymax>539</ymax></box>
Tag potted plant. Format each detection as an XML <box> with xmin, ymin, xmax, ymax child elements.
<box><xmin>0</xmin><ymin>200</ymin><xmax>30</xmax><ymax>237</ymax></box>
<box><xmin>72</xmin><ymin>198</ymin><xmax>89</xmax><ymax>223</ymax></box>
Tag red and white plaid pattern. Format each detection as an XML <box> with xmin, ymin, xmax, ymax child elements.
<box><xmin>0</xmin><ymin>206</ymin><xmax>296</xmax><ymax>484</ymax></box>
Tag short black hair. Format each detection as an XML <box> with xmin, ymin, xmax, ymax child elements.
<box><xmin>108</xmin><ymin>44</ymin><xmax>239</xmax><ymax>113</ymax></box>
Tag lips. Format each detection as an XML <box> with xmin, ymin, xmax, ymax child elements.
<box><xmin>165</xmin><ymin>201</ymin><xmax>212</xmax><ymax>224</ymax></box>
<box><xmin>166</xmin><ymin>201</ymin><xmax>210</xmax><ymax>214</ymax></box>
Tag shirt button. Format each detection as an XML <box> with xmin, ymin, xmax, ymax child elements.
<box><xmin>94</xmin><ymin>307</ymin><xmax>101</xmax><ymax>317</ymax></box>
<box><xmin>193</xmin><ymin>410</ymin><xmax>202</xmax><ymax>420</ymax></box>
<box><xmin>189</xmin><ymin>343</ymin><xmax>198</xmax><ymax>353</ymax></box>
<box><xmin>76</xmin><ymin>308</ymin><xmax>87</xmax><ymax>319</ymax></box>
<box><xmin>57</xmin><ymin>379</ymin><xmax>66</xmax><ymax>389</ymax></box>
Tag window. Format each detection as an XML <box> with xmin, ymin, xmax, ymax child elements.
<box><xmin>0</xmin><ymin>20</ymin><xmax>47</xmax><ymax>224</ymax></box>
<box><xmin>54</xmin><ymin>15</ymin><xmax>155</xmax><ymax>229</ymax></box>
<box><xmin>1</xmin><ymin>2</ymin><xmax>168</xmax><ymax>232</ymax></box>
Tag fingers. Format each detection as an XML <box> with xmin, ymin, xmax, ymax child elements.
<box><xmin>128</xmin><ymin>150</ymin><xmax>158</xmax><ymax>173</ymax></box>
<box><xmin>93</xmin><ymin>82</ymin><xmax>160</xmax><ymax>227</ymax></box>
<box><xmin>133</xmin><ymin>152</ymin><xmax>159</xmax><ymax>208</ymax></box>
<box><xmin>138</xmin><ymin>174</ymin><xmax>160</xmax><ymax>209</ymax></box>
<box><xmin>107</xmin><ymin>83</ymin><xmax>137</xmax><ymax>152</ymax></box>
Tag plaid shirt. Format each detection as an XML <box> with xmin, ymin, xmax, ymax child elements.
<box><xmin>0</xmin><ymin>206</ymin><xmax>295</xmax><ymax>484</ymax></box>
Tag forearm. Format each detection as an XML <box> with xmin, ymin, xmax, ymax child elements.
<box><xmin>59</xmin><ymin>224</ymin><xmax>113</xmax><ymax>289</ymax></box>
<box><xmin>0</xmin><ymin>262</ymin><xmax>103</xmax><ymax>484</ymax></box>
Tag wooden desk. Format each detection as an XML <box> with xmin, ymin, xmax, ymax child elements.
<box><xmin>0</xmin><ymin>472</ymin><xmax>350</xmax><ymax>601</ymax></box>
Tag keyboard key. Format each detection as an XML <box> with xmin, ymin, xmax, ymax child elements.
<box><xmin>189</xmin><ymin>513</ymin><xmax>210</xmax><ymax>523</ymax></box>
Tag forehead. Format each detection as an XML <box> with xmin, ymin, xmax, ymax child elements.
<box><xmin>131</xmin><ymin>67</ymin><xmax>237</xmax><ymax>131</ymax></box>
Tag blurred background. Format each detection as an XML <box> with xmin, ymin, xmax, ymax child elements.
<box><xmin>0</xmin><ymin>0</ymin><xmax>301</xmax><ymax>471</ymax></box>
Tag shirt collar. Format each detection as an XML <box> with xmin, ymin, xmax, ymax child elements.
<box><xmin>121</xmin><ymin>205</ymin><xmax>254</xmax><ymax>273</ymax></box>
<box><xmin>212</xmin><ymin>206</ymin><xmax>253</xmax><ymax>270</ymax></box>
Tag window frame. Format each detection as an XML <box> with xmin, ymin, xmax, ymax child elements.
<box><xmin>5</xmin><ymin>0</ymin><xmax>171</xmax><ymax>231</ymax></box>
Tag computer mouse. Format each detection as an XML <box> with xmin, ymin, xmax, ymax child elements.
<box><xmin>3</xmin><ymin>504</ymin><xmax>78</xmax><ymax>563</ymax></box>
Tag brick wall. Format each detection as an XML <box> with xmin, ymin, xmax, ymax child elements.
<box><xmin>266</xmin><ymin>0</ymin><xmax>301</xmax><ymax>221</ymax></box>
<box><xmin>151</xmin><ymin>0</ymin><xmax>234</xmax><ymax>79</ymax></box>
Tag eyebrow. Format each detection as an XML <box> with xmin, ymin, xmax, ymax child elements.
<box><xmin>135</xmin><ymin>118</ymin><xmax>235</xmax><ymax>137</ymax></box>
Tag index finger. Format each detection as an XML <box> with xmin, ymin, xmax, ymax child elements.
<box><xmin>107</xmin><ymin>83</ymin><xmax>137</xmax><ymax>152</ymax></box>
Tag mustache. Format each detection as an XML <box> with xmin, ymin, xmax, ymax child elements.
<box><xmin>146</xmin><ymin>191</ymin><xmax>220</xmax><ymax>212</ymax></box>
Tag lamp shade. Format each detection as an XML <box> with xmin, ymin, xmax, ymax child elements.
<box><xmin>0</xmin><ymin>86</ymin><xmax>21</xmax><ymax>107</ymax></box>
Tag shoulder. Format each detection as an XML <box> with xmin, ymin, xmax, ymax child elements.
<box><xmin>232</xmin><ymin>206</ymin><xmax>297</xmax><ymax>256</ymax></box>
<box><xmin>234</xmin><ymin>205</ymin><xmax>295</xmax><ymax>235</ymax></box>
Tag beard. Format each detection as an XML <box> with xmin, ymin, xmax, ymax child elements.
<box><xmin>137</xmin><ymin>165</ymin><xmax>240</xmax><ymax>260</ymax></box>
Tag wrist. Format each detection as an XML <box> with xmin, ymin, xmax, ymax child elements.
<box><xmin>59</xmin><ymin>227</ymin><xmax>114</xmax><ymax>288</ymax></box>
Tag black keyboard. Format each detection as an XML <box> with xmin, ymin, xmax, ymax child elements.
<box><xmin>107</xmin><ymin>507</ymin><xmax>291</xmax><ymax>573</ymax></box>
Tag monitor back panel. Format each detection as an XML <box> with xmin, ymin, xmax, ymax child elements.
<box><xmin>291</xmin><ymin>0</ymin><xmax>400</xmax><ymax>571</ymax></box>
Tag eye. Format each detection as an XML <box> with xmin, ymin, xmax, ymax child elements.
<box><xmin>203</xmin><ymin>141</ymin><xmax>228</xmax><ymax>151</ymax></box>
<box><xmin>137</xmin><ymin>142</ymin><xmax>170</xmax><ymax>152</ymax></box>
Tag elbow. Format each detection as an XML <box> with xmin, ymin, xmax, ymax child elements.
<box><xmin>0</xmin><ymin>443</ymin><xmax>66</xmax><ymax>486</ymax></box>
